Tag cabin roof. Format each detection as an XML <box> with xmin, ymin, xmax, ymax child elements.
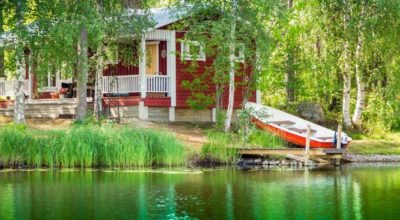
<box><xmin>150</xmin><ymin>8</ymin><xmax>181</xmax><ymax>29</ymax></box>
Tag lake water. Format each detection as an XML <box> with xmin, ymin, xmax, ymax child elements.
<box><xmin>0</xmin><ymin>164</ymin><xmax>399</xmax><ymax>220</ymax></box>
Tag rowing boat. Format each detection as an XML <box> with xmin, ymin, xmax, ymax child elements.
<box><xmin>245</xmin><ymin>102</ymin><xmax>351</xmax><ymax>148</ymax></box>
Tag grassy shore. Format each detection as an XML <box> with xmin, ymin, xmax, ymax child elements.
<box><xmin>0</xmin><ymin>124</ymin><xmax>186</xmax><ymax>168</ymax></box>
<box><xmin>200</xmin><ymin>129</ymin><xmax>287</xmax><ymax>164</ymax></box>
<box><xmin>348</xmin><ymin>130</ymin><xmax>400</xmax><ymax>155</ymax></box>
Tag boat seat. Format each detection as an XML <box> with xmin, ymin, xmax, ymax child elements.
<box><xmin>289</xmin><ymin>127</ymin><xmax>317</xmax><ymax>133</ymax></box>
<box><xmin>317</xmin><ymin>136</ymin><xmax>333</xmax><ymax>140</ymax></box>
<box><xmin>269</xmin><ymin>120</ymin><xmax>295</xmax><ymax>126</ymax></box>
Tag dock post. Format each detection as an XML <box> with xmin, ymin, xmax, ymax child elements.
<box><xmin>335</xmin><ymin>125</ymin><xmax>342</xmax><ymax>166</ymax></box>
<box><xmin>305</xmin><ymin>125</ymin><xmax>311</xmax><ymax>166</ymax></box>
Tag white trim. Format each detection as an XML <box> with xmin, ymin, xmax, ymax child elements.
<box><xmin>212</xmin><ymin>108</ymin><xmax>217</xmax><ymax>122</ymax></box>
<box><xmin>169</xmin><ymin>31</ymin><xmax>177</xmax><ymax>107</ymax></box>
<box><xmin>145</xmin><ymin>30</ymin><xmax>172</xmax><ymax>41</ymax></box>
<box><xmin>181</xmin><ymin>40</ymin><xmax>206</xmax><ymax>61</ymax></box>
<box><xmin>256</xmin><ymin>90</ymin><xmax>262</xmax><ymax>104</ymax></box>
<box><xmin>56</xmin><ymin>70</ymin><xmax>61</xmax><ymax>89</ymax></box>
<box><xmin>138</xmin><ymin>101</ymin><xmax>148</xmax><ymax>120</ymax></box>
<box><xmin>139</xmin><ymin>36</ymin><xmax>147</xmax><ymax>98</ymax></box>
<box><xmin>47</xmin><ymin>71</ymin><xmax>51</xmax><ymax>87</ymax></box>
<box><xmin>169</xmin><ymin>107</ymin><xmax>175</xmax><ymax>121</ymax></box>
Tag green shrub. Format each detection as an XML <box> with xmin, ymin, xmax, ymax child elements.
<box><xmin>0</xmin><ymin>124</ymin><xmax>185</xmax><ymax>168</ymax></box>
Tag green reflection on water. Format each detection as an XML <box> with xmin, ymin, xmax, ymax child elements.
<box><xmin>0</xmin><ymin>165</ymin><xmax>399</xmax><ymax>220</ymax></box>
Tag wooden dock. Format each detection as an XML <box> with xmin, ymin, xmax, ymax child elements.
<box><xmin>238</xmin><ymin>148</ymin><xmax>345</xmax><ymax>159</ymax></box>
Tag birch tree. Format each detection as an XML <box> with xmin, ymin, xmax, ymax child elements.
<box><xmin>173</xmin><ymin>0</ymin><xmax>275</xmax><ymax>132</ymax></box>
<box><xmin>0</xmin><ymin>2</ymin><xmax>4</xmax><ymax>77</ymax></box>
<box><xmin>224</xmin><ymin>0</ymin><xmax>237</xmax><ymax>132</ymax></box>
<box><xmin>13</xmin><ymin>0</ymin><xmax>27</xmax><ymax>124</ymax></box>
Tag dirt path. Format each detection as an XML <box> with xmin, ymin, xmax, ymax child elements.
<box><xmin>135</xmin><ymin>121</ymin><xmax>208</xmax><ymax>152</ymax></box>
<box><xmin>0</xmin><ymin>116</ymin><xmax>208</xmax><ymax>152</ymax></box>
<box><xmin>0</xmin><ymin>116</ymin><xmax>73</xmax><ymax>130</ymax></box>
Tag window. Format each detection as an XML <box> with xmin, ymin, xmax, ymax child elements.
<box><xmin>181</xmin><ymin>40</ymin><xmax>206</xmax><ymax>61</ymax></box>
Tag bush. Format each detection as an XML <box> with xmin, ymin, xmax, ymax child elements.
<box><xmin>0</xmin><ymin>124</ymin><xmax>186</xmax><ymax>168</ymax></box>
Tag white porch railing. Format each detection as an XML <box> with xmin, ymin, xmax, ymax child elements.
<box><xmin>0</xmin><ymin>79</ymin><xmax>29</xmax><ymax>97</ymax></box>
<box><xmin>102</xmin><ymin>75</ymin><xmax>170</xmax><ymax>94</ymax></box>
<box><xmin>103</xmin><ymin>75</ymin><xmax>141</xmax><ymax>94</ymax></box>
<box><xmin>146</xmin><ymin>75</ymin><xmax>170</xmax><ymax>93</ymax></box>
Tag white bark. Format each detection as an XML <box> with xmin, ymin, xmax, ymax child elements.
<box><xmin>352</xmin><ymin>3</ymin><xmax>366</xmax><ymax>129</ymax></box>
<box><xmin>352</xmin><ymin>70</ymin><xmax>365</xmax><ymax>128</ymax></box>
<box><xmin>76</xmin><ymin>26</ymin><xmax>88</xmax><ymax>121</ymax></box>
<box><xmin>94</xmin><ymin>46</ymin><xmax>104</xmax><ymax>117</ymax></box>
<box><xmin>224</xmin><ymin>0</ymin><xmax>237</xmax><ymax>132</ymax></box>
<box><xmin>14</xmin><ymin>51</ymin><xmax>26</xmax><ymax>124</ymax></box>
<box><xmin>342</xmin><ymin>0</ymin><xmax>352</xmax><ymax>128</ymax></box>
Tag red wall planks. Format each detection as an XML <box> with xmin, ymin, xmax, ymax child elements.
<box><xmin>174</xmin><ymin>31</ymin><xmax>257</xmax><ymax>109</ymax></box>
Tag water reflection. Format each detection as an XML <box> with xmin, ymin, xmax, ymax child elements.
<box><xmin>0</xmin><ymin>165</ymin><xmax>399</xmax><ymax>220</ymax></box>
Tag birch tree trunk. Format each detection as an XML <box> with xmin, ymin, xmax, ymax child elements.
<box><xmin>94</xmin><ymin>46</ymin><xmax>103</xmax><ymax>117</ymax></box>
<box><xmin>14</xmin><ymin>50</ymin><xmax>26</xmax><ymax>124</ymax></box>
<box><xmin>352</xmin><ymin>4</ymin><xmax>366</xmax><ymax>129</ymax></box>
<box><xmin>285</xmin><ymin>0</ymin><xmax>295</xmax><ymax>103</ymax></box>
<box><xmin>13</xmin><ymin>0</ymin><xmax>27</xmax><ymax>124</ymax></box>
<box><xmin>342</xmin><ymin>0</ymin><xmax>352</xmax><ymax>128</ymax></box>
<box><xmin>224</xmin><ymin>0</ymin><xmax>237</xmax><ymax>132</ymax></box>
<box><xmin>0</xmin><ymin>4</ymin><xmax>4</xmax><ymax>77</ymax></box>
<box><xmin>75</xmin><ymin>25</ymin><xmax>89</xmax><ymax>121</ymax></box>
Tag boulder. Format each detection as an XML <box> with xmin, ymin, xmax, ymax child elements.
<box><xmin>254</xmin><ymin>158</ymin><xmax>262</xmax><ymax>165</ymax></box>
<box><xmin>280</xmin><ymin>160</ymin><xmax>290</xmax><ymax>166</ymax></box>
<box><xmin>297</xmin><ymin>102</ymin><xmax>325</xmax><ymax>123</ymax></box>
<box><xmin>269</xmin><ymin>160</ymin><xmax>280</xmax><ymax>166</ymax></box>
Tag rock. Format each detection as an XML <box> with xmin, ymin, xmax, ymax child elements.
<box><xmin>290</xmin><ymin>161</ymin><xmax>297</xmax><ymax>166</ymax></box>
<box><xmin>237</xmin><ymin>159</ymin><xmax>247</xmax><ymax>167</ymax></box>
<box><xmin>280</xmin><ymin>160</ymin><xmax>290</xmax><ymax>166</ymax></box>
<box><xmin>262</xmin><ymin>160</ymin><xmax>269</xmax><ymax>166</ymax></box>
<box><xmin>247</xmin><ymin>159</ymin><xmax>255</xmax><ymax>165</ymax></box>
<box><xmin>297</xmin><ymin>102</ymin><xmax>325</xmax><ymax>123</ymax></box>
<box><xmin>269</xmin><ymin>160</ymin><xmax>280</xmax><ymax>166</ymax></box>
<box><xmin>254</xmin><ymin>158</ymin><xmax>262</xmax><ymax>165</ymax></box>
<box><xmin>297</xmin><ymin>162</ymin><xmax>303</xmax><ymax>168</ymax></box>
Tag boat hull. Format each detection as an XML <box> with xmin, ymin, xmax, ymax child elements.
<box><xmin>252</xmin><ymin>118</ymin><xmax>349</xmax><ymax>149</ymax></box>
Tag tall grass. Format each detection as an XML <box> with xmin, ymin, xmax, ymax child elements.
<box><xmin>200</xmin><ymin>128</ymin><xmax>287</xmax><ymax>165</ymax></box>
<box><xmin>0</xmin><ymin>124</ymin><xmax>185</xmax><ymax>168</ymax></box>
<box><xmin>248</xmin><ymin>130</ymin><xmax>286</xmax><ymax>148</ymax></box>
<box><xmin>201</xmin><ymin>131</ymin><xmax>239</xmax><ymax>164</ymax></box>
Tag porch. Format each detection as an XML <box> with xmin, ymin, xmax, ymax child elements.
<box><xmin>0</xmin><ymin>30</ymin><xmax>177</xmax><ymax>120</ymax></box>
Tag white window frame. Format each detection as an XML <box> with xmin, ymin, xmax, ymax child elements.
<box><xmin>181</xmin><ymin>40</ymin><xmax>206</xmax><ymax>61</ymax></box>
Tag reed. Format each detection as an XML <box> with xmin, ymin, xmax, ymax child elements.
<box><xmin>201</xmin><ymin>131</ymin><xmax>239</xmax><ymax>164</ymax></box>
<box><xmin>248</xmin><ymin>130</ymin><xmax>286</xmax><ymax>148</ymax></box>
<box><xmin>0</xmin><ymin>124</ymin><xmax>186</xmax><ymax>168</ymax></box>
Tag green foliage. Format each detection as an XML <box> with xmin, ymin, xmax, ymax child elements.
<box><xmin>248</xmin><ymin>130</ymin><xmax>286</xmax><ymax>149</ymax></box>
<box><xmin>0</xmin><ymin>124</ymin><xmax>186</xmax><ymax>168</ymax></box>
<box><xmin>172</xmin><ymin>1</ymin><xmax>276</xmax><ymax>111</ymax></box>
<box><xmin>261</xmin><ymin>0</ymin><xmax>400</xmax><ymax>132</ymax></box>
<box><xmin>201</xmin><ymin>126</ymin><xmax>287</xmax><ymax>164</ymax></box>
<box><xmin>201</xmin><ymin>131</ymin><xmax>239</xmax><ymax>164</ymax></box>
